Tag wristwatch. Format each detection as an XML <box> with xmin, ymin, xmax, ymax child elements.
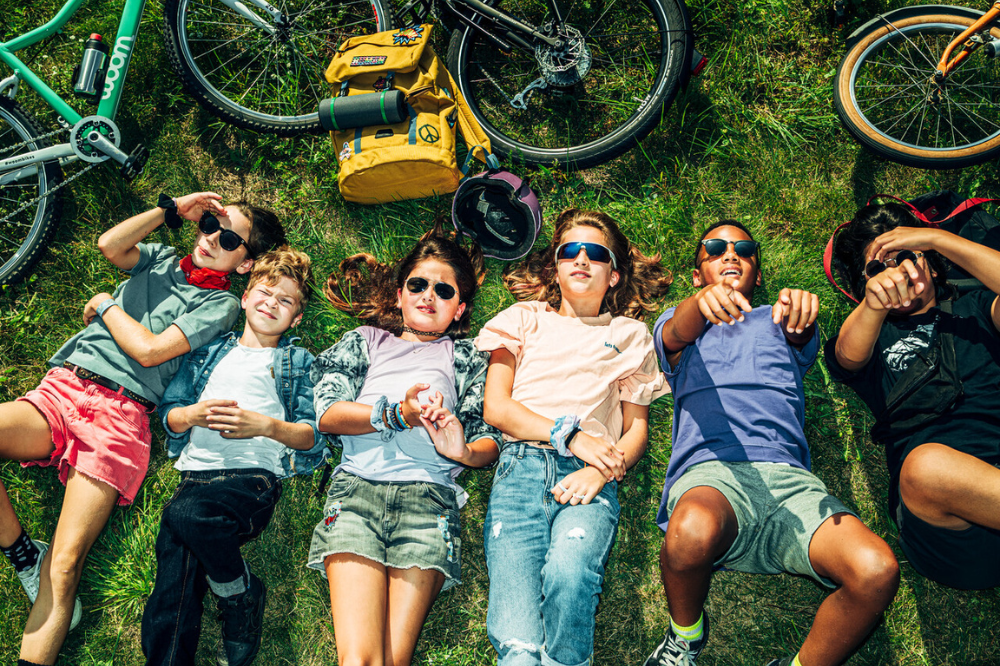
<box><xmin>157</xmin><ymin>193</ymin><xmax>183</xmax><ymax>229</ymax></box>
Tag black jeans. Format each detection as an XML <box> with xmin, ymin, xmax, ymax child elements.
<box><xmin>141</xmin><ymin>469</ymin><xmax>282</xmax><ymax>666</ymax></box>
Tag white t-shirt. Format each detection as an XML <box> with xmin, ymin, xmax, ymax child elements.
<box><xmin>176</xmin><ymin>344</ymin><xmax>287</xmax><ymax>474</ymax></box>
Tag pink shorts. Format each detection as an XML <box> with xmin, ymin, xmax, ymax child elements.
<box><xmin>18</xmin><ymin>367</ymin><xmax>152</xmax><ymax>506</ymax></box>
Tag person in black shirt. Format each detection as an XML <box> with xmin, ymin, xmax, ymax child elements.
<box><xmin>826</xmin><ymin>203</ymin><xmax>1000</xmax><ymax>590</ymax></box>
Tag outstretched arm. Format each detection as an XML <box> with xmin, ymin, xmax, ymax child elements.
<box><xmin>98</xmin><ymin>192</ymin><xmax>227</xmax><ymax>271</ymax></box>
<box><xmin>660</xmin><ymin>279</ymin><xmax>751</xmax><ymax>367</ymax></box>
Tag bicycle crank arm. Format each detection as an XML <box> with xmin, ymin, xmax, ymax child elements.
<box><xmin>511</xmin><ymin>77</ymin><xmax>549</xmax><ymax>110</ymax></box>
<box><xmin>87</xmin><ymin>131</ymin><xmax>129</xmax><ymax>165</ymax></box>
<box><xmin>0</xmin><ymin>143</ymin><xmax>74</xmax><ymax>181</ymax></box>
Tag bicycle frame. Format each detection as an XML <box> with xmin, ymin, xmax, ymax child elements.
<box><xmin>936</xmin><ymin>0</ymin><xmax>1000</xmax><ymax>78</ymax></box>
<box><xmin>0</xmin><ymin>0</ymin><xmax>285</xmax><ymax>181</ymax></box>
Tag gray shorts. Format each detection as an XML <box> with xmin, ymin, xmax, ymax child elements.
<box><xmin>666</xmin><ymin>461</ymin><xmax>855</xmax><ymax>588</ymax></box>
<box><xmin>307</xmin><ymin>471</ymin><xmax>462</xmax><ymax>591</ymax></box>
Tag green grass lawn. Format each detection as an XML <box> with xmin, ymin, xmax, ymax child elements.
<box><xmin>2</xmin><ymin>0</ymin><xmax>1000</xmax><ymax>663</ymax></box>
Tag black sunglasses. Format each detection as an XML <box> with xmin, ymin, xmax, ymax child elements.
<box><xmin>865</xmin><ymin>250</ymin><xmax>923</xmax><ymax>279</ymax></box>
<box><xmin>554</xmin><ymin>241</ymin><xmax>618</xmax><ymax>268</ymax></box>
<box><xmin>700</xmin><ymin>238</ymin><xmax>759</xmax><ymax>259</ymax></box>
<box><xmin>199</xmin><ymin>213</ymin><xmax>255</xmax><ymax>259</ymax></box>
<box><xmin>405</xmin><ymin>277</ymin><xmax>458</xmax><ymax>300</ymax></box>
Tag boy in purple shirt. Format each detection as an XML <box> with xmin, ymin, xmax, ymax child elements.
<box><xmin>644</xmin><ymin>221</ymin><xmax>899</xmax><ymax>666</ymax></box>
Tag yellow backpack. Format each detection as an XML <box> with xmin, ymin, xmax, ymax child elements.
<box><xmin>324</xmin><ymin>25</ymin><xmax>496</xmax><ymax>204</ymax></box>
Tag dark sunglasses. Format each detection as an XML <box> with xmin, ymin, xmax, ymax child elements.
<box><xmin>865</xmin><ymin>250</ymin><xmax>923</xmax><ymax>279</ymax></box>
<box><xmin>405</xmin><ymin>277</ymin><xmax>458</xmax><ymax>300</ymax></box>
<box><xmin>700</xmin><ymin>238</ymin><xmax>759</xmax><ymax>259</ymax></box>
<box><xmin>554</xmin><ymin>241</ymin><xmax>618</xmax><ymax>268</ymax></box>
<box><xmin>199</xmin><ymin>213</ymin><xmax>255</xmax><ymax>259</ymax></box>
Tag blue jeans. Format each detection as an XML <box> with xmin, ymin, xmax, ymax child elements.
<box><xmin>140</xmin><ymin>469</ymin><xmax>281</xmax><ymax>666</ymax></box>
<box><xmin>484</xmin><ymin>443</ymin><xmax>620</xmax><ymax>666</ymax></box>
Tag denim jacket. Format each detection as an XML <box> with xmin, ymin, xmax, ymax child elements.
<box><xmin>160</xmin><ymin>331</ymin><xmax>329</xmax><ymax>478</ymax></box>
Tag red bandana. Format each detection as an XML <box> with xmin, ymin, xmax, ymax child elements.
<box><xmin>179</xmin><ymin>254</ymin><xmax>231</xmax><ymax>291</ymax></box>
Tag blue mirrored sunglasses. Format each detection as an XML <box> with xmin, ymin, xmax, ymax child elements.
<box><xmin>555</xmin><ymin>241</ymin><xmax>617</xmax><ymax>268</ymax></box>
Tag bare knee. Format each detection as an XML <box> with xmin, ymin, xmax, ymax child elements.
<box><xmin>46</xmin><ymin>545</ymin><xmax>87</xmax><ymax>597</ymax></box>
<box><xmin>663</xmin><ymin>500</ymin><xmax>732</xmax><ymax>571</ymax></box>
<box><xmin>899</xmin><ymin>443</ymin><xmax>956</xmax><ymax>503</ymax></box>
<box><xmin>338</xmin><ymin>655</ymin><xmax>383</xmax><ymax>666</ymax></box>
<box><xmin>838</xmin><ymin>541</ymin><xmax>900</xmax><ymax>606</ymax></box>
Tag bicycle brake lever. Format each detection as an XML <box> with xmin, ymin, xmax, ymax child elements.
<box><xmin>511</xmin><ymin>77</ymin><xmax>549</xmax><ymax>110</ymax></box>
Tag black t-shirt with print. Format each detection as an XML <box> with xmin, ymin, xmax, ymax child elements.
<box><xmin>825</xmin><ymin>289</ymin><xmax>1000</xmax><ymax>512</ymax></box>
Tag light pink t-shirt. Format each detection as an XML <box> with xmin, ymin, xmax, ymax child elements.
<box><xmin>475</xmin><ymin>301</ymin><xmax>668</xmax><ymax>444</ymax></box>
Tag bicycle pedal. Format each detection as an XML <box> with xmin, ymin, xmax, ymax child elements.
<box><xmin>690</xmin><ymin>49</ymin><xmax>708</xmax><ymax>77</ymax></box>
<box><xmin>121</xmin><ymin>144</ymin><xmax>149</xmax><ymax>182</ymax></box>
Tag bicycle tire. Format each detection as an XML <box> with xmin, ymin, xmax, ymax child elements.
<box><xmin>834</xmin><ymin>11</ymin><xmax>1000</xmax><ymax>169</ymax></box>
<box><xmin>447</xmin><ymin>0</ymin><xmax>691</xmax><ymax>169</ymax></box>
<box><xmin>0</xmin><ymin>97</ymin><xmax>62</xmax><ymax>287</ymax></box>
<box><xmin>163</xmin><ymin>0</ymin><xmax>391</xmax><ymax>136</ymax></box>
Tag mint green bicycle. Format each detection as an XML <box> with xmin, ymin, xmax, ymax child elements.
<box><xmin>0</xmin><ymin>0</ymin><xmax>385</xmax><ymax>286</ymax></box>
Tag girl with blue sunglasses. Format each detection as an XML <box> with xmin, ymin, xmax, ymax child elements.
<box><xmin>476</xmin><ymin>208</ymin><xmax>672</xmax><ymax>666</ymax></box>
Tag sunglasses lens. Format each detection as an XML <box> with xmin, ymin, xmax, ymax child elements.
<box><xmin>734</xmin><ymin>241</ymin><xmax>758</xmax><ymax>258</ymax></box>
<box><xmin>557</xmin><ymin>242</ymin><xmax>613</xmax><ymax>264</ymax></box>
<box><xmin>702</xmin><ymin>239</ymin><xmax>728</xmax><ymax>256</ymax></box>
<box><xmin>219</xmin><ymin>230</ymin><xmax>243</xmax><ymax>252</ymax></box>
<box><xmin>433</xmin><ymin>283</ymin><xmax>457</xmax><ymax>300</ymax></box>
<box><xmin>865</xmin><ymin>259</ymin><xmax>886</xmax><ymax>278</ymax></box>
<box><xmin>406</xmin><ymin>277</ymin><xmax>429</xmax><ymax>294</ymax></box>
<box><xmin>199</xmin><ymin>213</ymin><xmax>220</xmax><ymax>235</ymax></box>
<box><xmin>895</xmin><ymin>250</ymin><xmax>917</xmax><ymax>266</ymax></box>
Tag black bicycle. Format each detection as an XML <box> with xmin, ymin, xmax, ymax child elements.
<box><xmin>166</xmin><ymin>0</ymin><xmax>703</xmax><ymax>169</ymax></box>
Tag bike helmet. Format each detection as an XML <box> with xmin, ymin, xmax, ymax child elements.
<box><xmin>452</xmin><ymin>169</ymin><xmax>542</xmax><ymax>260</ymax></box>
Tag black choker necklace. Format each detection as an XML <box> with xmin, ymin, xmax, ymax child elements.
<box><xmin>402</xmin><ymin>325</ymin><xmax>446</xmax><ymax>338</ymax></box>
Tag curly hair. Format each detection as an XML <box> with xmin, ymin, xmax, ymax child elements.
<box><xmin>833</xmin><ymin>203</ymin><xmax>951</xmax><ymax>302</ymax></box>
<box><xmin>245</xmin><ymin>245</ymin><xmax>314</xmax><ymax>313</ymax></box>
<box><xmin>323</xmin><ymin>221</ymin><xmax>485</xmax><ymax>338</ymax></box>
<box><xmin>503</xmin><ymin>208</ymin><xmax>672</xmax><ymax>320</ymax></box>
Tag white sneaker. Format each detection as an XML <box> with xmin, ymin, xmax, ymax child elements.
<box><xmin>16</xmin><ymin>540</ymin><xmax>83</xmax><ymax>630</ymax></box>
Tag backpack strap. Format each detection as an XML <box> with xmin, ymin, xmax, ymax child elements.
<box><xmin>445</xmin><ymin>69</ymin><xmax>495</xmax><ymax>168</ymax></box>
<box><xmin>869</xmin><ymin>193</ymin><xmax>1000</xmax><ymax>226</ymax></box>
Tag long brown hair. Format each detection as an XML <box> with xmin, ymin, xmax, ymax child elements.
<box><xmin>324</xmin><ymin>222</ymin><xmax>485</xmax><ymax>337</ymax></box>
<box><xmin>503</xmin><ymin>208</ymin><xmax>672</xmax><ymax>320</ymax></box>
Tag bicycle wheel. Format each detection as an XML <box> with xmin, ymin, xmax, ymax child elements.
<box><xmin>834</xmin><ymin>11</ymin><xmax>1000</xmax><ymax>169</ymax></box>
<box><xmin>163</xmin><ymin>0</ymin><xmax>391</xmax><ymax>136</ymax></box>
<box><xmin>447</xmin><ymin>0</ymin><xmax>691</xmax><ymax>169</ymax></box>
<box><xmin>0</xmin><ymin>97</ymin><xmax>62</xmax><ymax>287</ymax></box>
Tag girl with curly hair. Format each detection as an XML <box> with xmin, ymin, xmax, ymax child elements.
<box><xmin>306</xmin><ymin>224</ymin><xmax>502</xmax><ymax>665</ymax></box>
<box><xmin>476</xmin><ymin>208</ymin><xmax>672</xmax><ymax>666</ymax></box>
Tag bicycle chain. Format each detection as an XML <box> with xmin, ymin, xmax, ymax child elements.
<box><xmin>0</xmin><ymin>125</ymin><xmax>98</xmax><ymax>226</ymax></box>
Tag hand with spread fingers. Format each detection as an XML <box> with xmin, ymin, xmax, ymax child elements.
<box><xmin>695</xmin><ymin>278</ymin><xmax>753</xmax><ymax>326</ymax></box>
<box><xmin>551</xmin><ymin>466</ymin><xmax>608</xmax><ymax>505</ymax></box>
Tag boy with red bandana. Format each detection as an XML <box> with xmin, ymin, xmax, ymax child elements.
<box><xmin>0</xmin><ymin>191</ymin><xmax>285</xmax><ymax>666</ymax></box>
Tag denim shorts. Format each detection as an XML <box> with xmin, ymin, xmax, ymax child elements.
<box><xmin>307</xmin><ymin>471</ymin><xmax>462</xmax><ymax>591</ymax></box>
<box><xmin>667</xmin><ymin>460</ymin><xmax>855</xmax><ymax>588</ymax></box>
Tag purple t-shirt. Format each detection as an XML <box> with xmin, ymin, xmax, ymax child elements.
<box><xmin>652</xmin><ymin>305</ymin><xmax>817</xmax><ymax>530</ymax></box>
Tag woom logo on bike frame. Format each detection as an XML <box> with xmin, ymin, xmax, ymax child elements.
<box><xmin>101</xmin><ymin>36</ymin><xmax>135</xmax><ymax>101</ymax></box>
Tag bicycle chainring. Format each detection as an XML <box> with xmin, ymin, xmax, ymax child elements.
<box><xmin>69</xmin><ymin>116</ymin><xmax>121</xmax><ymax>164</ymax></box>
<box><xmin>534</xmin><ymin>25</ymin><xmax>592</xmax><ymax>88</ymax></box>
